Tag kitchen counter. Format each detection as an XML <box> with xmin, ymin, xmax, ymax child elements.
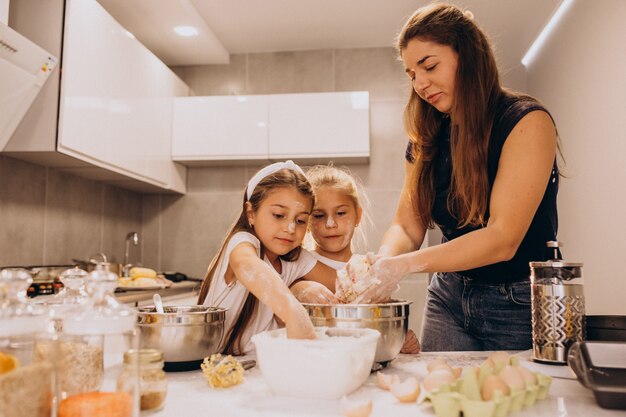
<box><xmin>114</xmin><ymin>279</ymin><xmax>200</xmax><ymax>306</ymax></box>
<box><xmin>152</xmin><ymin>351</ymin><xmax>622</xmax><ymax>417</ymax></box>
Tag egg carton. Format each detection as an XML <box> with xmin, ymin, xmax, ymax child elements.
<box><xmin>425</xmin><ymin>359</ymin><xmax>552</xmax><ymax>417</ymax></box>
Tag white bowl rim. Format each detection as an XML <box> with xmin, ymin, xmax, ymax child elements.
<box><xmin>252</xmin><ymin>326</ymin><xmax>380</xmax><ymax>349</ymax></box>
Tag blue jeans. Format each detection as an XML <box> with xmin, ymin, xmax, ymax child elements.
<box><xmin>420</xmin><ymin>272</ymin><xmax>532</xmax><ymax>351</ymax></box>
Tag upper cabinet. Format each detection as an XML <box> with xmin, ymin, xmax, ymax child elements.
<box><xmin>57</xmin><ymin>0</ymin><xmax>188</xmax><ymax>192</ymax></box>
<box><xmin>172</xmin><ymin>91</ymin><xmax>370</xmax><ymax>165</ymax></box>
<box><xmin>172</xmin><ymin>95</ymin><xmax>269</xmax><ymax>162</ymax></box>
<box><xmin>269</xmin><ymin>92</ymin><xmax>369</xmax><ymax>161</ymax></box>
<box><xmin>4</xmin><ymin>0</ymin><xmax>188</xmax><ymax>193</ymax></box>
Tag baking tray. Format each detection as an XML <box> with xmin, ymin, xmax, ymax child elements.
<box><xmin>568</xmin><ymin>341</ymin><xmax>626</xmax><ymax>409</ymax></box>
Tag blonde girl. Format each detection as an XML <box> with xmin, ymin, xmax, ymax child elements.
<box><xmin>197</xmin><ymin>161</ymin><xmax>335</xmax><ymax>355</ymax></box>
<box><xmin>292</xmin><ymin>165</ymin><xmax>420</xmax><ymax>353</ymax></box>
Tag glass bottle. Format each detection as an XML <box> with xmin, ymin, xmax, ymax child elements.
<box><xmin>118</xmin><ymin>349</ymin><xmax>168</xmax><ymax>411</ymax></box>
<box><xmin>0</xmin><ymin>268</ymin><xmax>54</xmax><ymax>417</ymax></box>
<box><xmin>56</xmin><ymin>263</ymin><xmax>139</xmax><ymax>417</ymax></box>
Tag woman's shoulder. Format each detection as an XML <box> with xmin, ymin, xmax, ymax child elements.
<box><xmin>492</xmin><ymin>92</ymin><xmax>553</xmax><ymax>144</ymax></box>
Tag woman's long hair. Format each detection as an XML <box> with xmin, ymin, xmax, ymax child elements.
<box><xmin>197</xmin><ymin>168</ymin><xmax>315</xmax><ymax>355</ymax></box>
<box><xmin>397</xmin><ymin>3</ymin><xmax>503</xmax><ymax>228</ymax></box>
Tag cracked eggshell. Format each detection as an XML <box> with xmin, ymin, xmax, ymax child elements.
<box><xmin>390</xmin><ymin>377</ymin><xmax>420</xmax><ymax>403</ymax></box>
<box><xmin>423</xmin><ymin>369</ymin><xmax>456</xmax><ymax>392</ymax></box>
<box><xmin>340</xmin><ymin>396</ymin><xmax>373</xmax><ymax>417</ymax></box>
<box><xmin>427</xmin><ymin>358</ymin><xmax>451</xmax><ymax>373</ymax></box>
<box><xmin>376</xmin><ymin>372</ymin><xmax>399</xmax><ymax>390</ymax></box>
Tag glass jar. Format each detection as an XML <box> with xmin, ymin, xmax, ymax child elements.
<box><xmin>0</xmin><ymin>268</ymin><xmax>54</xmax><ymax>417</ymax></box>
<box><xmin>44</xmin><ymin>266</ymin><xmax>89</xmax><ymax>333</ymax></box>
<box><xmin>56</xmin><ymin>263</ymin><xmax>139</xmax><ymax>417</ymax></box>
<box><xmin>118</xmin><ymin>349</ymin><xmax>168</xmax><ymax>411</ymax></box>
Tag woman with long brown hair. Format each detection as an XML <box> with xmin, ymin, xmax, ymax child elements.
<box><xmin>355</xmin><ymin>3</ymin><xmax>560</xmax><ymax>351</ymax></box>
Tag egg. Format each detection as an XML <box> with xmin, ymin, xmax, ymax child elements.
<box><xmin>427</xmin><ymin>358</ymin><xmax>450</xmax><ymax>373</ymax></box>
<box><xmin>481</xmin><ymin>357</ymin><xmax>496</xmax><ymax>371</ymax></box>
<box><xmin>340</xmin><ymin>396</ymin><xmax>373</xmax><ymax>417</ymax></box>
<box><xmin>422</xmin><ymin>369</ymin><xmax>456</xmax><ymax>392</ymax></box>
<box><xmin>517</xmin><ymin>366</ymin><xmax>538</xmax><ymax>386</ymax></box>
<box><xmin>481</xmin><ymin>375</ymin><xmax>510</xmax><ymax>401</ymax></box>
<box><xmin>489</xmin><ymin>351</ymin><xmax>510</xmax><ymax>369</ymax></box>
<box><xmin>376</xmin><ymin>371</ymin><xmax>399</xmax><ymax>390</ymax></box>
<box><xmin>498</xmin><ymin>365</ymin><xmax>526</xmax><ymax>390</ymax></box>
<box><xmin>451</xmin><ymin>367</ymin><xmax>462</xmax><ymax>379</ymax></box>
<box><xmin>390</xmin><ymin>377</ymin><xmax>420</xmax><ymax>403</ymax></box>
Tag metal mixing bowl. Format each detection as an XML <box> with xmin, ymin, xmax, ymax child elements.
<box><xmin>302</xmin><ymin>300</ymin><xmax>411</xmax><ymax>363</ymax></box>
<box><xmin>137</xmin><ymin>305</ymin><xmax>226</xmax><ymax>371</ymax></box>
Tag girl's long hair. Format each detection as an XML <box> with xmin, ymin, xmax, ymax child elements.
<box><xmin>397</xmin><ymin>3</ymin><xmax>502</xmax><ymax>228</ymax></box>
<box><xmin>197</xmin><ymin>168</ymin><xmax>315</xmax><ymax>355</ymax></box>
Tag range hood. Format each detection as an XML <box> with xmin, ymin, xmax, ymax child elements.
<box><xmin>0</xmin><ymin>22</ymin><xmax>57</xmax><ymax>151</ymax></box>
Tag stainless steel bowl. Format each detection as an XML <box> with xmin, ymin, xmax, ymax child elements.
<box><xmin>302</xmin><ymin>300</ymin><xmax>411</xmax><ymax>363</ymax></box>
<box><xmin>137</xmin><ymin>305</ymin><xmax>226</xmax><ymax>371</ymax></box>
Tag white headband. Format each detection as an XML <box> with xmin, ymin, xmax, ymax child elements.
<box><xmin>246</xmin><ymin>160</ymin><xmax>306</xmax><ymax>200</ymax></box>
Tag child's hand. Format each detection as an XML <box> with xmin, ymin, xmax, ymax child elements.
<box><xmin>291</xmin><ymin>280</ymin><xmax>339</xmax><ymax>304</ymax></box>
<box><xmin>284</xmin><ymin>300</ymin><xmax>317</xmax><ymax>340</ymax></box>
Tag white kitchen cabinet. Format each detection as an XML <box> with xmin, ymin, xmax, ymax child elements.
<box><xmin>268</xmin><ymin>91</ymin><xmax>369</xmax><ymax>161</ymax></box>
<box><xmin>56</xmin><ymin>0</ymin><xmax>188</xmax><ymax>192</ymax></box>
<box><xmin>172</xmin><ymin>96</ymin><xmax>269</xmax><ymax>162</ymax></box>
<box><xmin>171</xmin><ymin>91</ymin><xmax>369</xmax><ymax>165</ymax></box>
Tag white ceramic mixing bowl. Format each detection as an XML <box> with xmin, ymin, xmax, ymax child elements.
<box><xmin>251</xmin><ymin>327</ymin><xmax>380</xmax><ymax>400</ymax></box>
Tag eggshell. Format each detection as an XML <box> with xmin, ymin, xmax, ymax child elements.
<box><xmin>498</xmin><ymin>365</ymin><xmax>526</xmax><ymax>390</ymax></box>
<box><xmin>481</xmin><ymin>357</ymin><xmax>496</xmax><ymax>371</ymax></box>
<box><xmin>517</xmin><ymin>366</ymin><xmax>538</xmax><ymax>386</ymax></box>
<box><xmin>427</xmin><ymin>358</ymin><xmax>450</xmax><ymax>373</ymax></box>
<box><xmin>423</xmin><ymin>369</ymin><xmax>456</xmax><ymax>392</ymax></box>
<box><xmin>390</xmin><ymin>377</ymin><xmax>420</xmax><ymax>403</ymax></box>
<box><xmin>489</xmin><ymin>351</ymin><xmax>510</xmax><ymax>371</ymax></box>
<box><xmin>452</xmin><ymin>367</ymin><xmax>462</xmax><ymax>379</ymax></box>
<box><xmin>481</xmin><ymin>374</ymin><xmax>510</xmax><ymax>401</ymax></box>
<box><xmin>340</xmin><ymin>396</ymin><xmax>373</xmax><ymax>417</ymax></box>
<box><xmin>376</xmin><ymin>372</ymin><xmax>399</xmax><ymax>390</ymax></box>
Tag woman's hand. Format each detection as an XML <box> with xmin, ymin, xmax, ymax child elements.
<box><xmin>400</xmin><ymin>329</ymin><xmax>421</xmax><ymax>354</ymax></box>
<box><xmin>353</xmin><ymin>256</ymin><xmax>410</xmax><ymax>304</ymax></box>
<box><xmin>290</xmin><ymin>280</ymin><xmax>339</xmax><ymax>304</ymax></box>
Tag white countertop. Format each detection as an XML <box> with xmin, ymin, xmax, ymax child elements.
<box><xmin>152</xmin><ymin>351</ymin><xmax>623</xmax><ymax>417</ymax></box>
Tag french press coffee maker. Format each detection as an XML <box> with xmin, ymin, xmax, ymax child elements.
<box><xmin>530</xmin><ymin>241</ymin><xmax>585</xmax><ymax>364</ymax></box>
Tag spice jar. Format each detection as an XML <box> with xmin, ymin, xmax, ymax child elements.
<box><xmin>57</xmin><ymin>263</ymin><xmax>139</xmax><ymax>417</ymax></box>
<box><xmin>118</xmin><ymin>349</ymin><xmax>168</xmax><ymax>411</ymax></box>
<box><xmin>0</xmin><ymin>268</ymin><xmax>54</xmax><ymax>417</ymax></box>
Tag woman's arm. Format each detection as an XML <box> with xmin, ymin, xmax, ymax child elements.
<box><xmin>378</xmin><ymin>161</ymin><xmax>428</xmax><ymax>257</ymax></box>
<box><xmin>399</xmin><ymin>110</ymin><xmax>557</xmax><ymax>273</ymax></box>
<box><xmin>228</xmin><ymin>242</ymin><xmax>316</xmax><ymax>339</ymax></box>
<box><xmin>361</xmin><ymin>110</ymin><xmax>557</xmax><ymax>302</ymax></box>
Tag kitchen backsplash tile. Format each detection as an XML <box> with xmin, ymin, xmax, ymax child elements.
<box><xmin>160</xmin><ymin>192</ymin><xmax>242</xmax><ymax>279</ymax></box>
<box><xmin>44</xmin><ymin>169</ymin><xmax>103</xmax><ymax>265</ymax></box>
<box><xmin>334</xmin><ymin>47</ymin><xmax>408</xmax><ymax>100</ymax></box>
<box><xmin>247</xmin><ymin>49</ymin><xmax>334</xmax><ymax>94</ymax></box>
<box><xmin>142</xmin><ymin>194</ymin><xmax>162</xmax><ymax>271</ymax></box>
<box><xmin>171</xmin><ymin>54</ymin><xmax>247</xmax><ymax>96</ymax></box>
<box><xmin>187</xmin><ymin>166</ymin><xmax>248</xmax><ymax>193</ymax></box>
<box><xmin>0</xmin><ymin>156</ymin><xmax>46</xmax><ymax>266</ymax></box>
<box><xmin>101</xmin><ymin>184</ymin><xmax>143</xmax><ymax>265</ymax></box>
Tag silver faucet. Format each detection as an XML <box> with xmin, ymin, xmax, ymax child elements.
<box><xmin>123</xmin><ymin>232</ymin><xmax>140</xmax><ymax>276</ymax></box>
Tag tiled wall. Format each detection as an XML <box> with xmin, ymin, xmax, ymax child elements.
<box><xmin>142</xmin><ymin>47</ymin><xmax>412</xmax><ymax>279</ymax></box>
<box><xmin>0</xmin><ymin>155</ymin><xmax>143</xmax><ymax>267</ymax></box>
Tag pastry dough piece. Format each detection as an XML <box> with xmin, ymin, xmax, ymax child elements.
<box><xmin>336</xmin><ymin>255</ymin><xmax>380</xmax><ymax>303</ymax></box>
<box><xmin>201</xmin><ymin>354</ymin><xmax>244</xmax><ymax>388</ymax></box>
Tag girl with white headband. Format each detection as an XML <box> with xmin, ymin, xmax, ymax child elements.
<box><xmin>197</xmin><ymin>161</ymin><xmax>336</xmax><ymax>355</ymax></box>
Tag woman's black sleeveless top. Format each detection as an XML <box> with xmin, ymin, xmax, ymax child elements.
<box><xmin>405</xmin><ymin>95</ymin><xmax>559</xmax><ymax>283</ymax></box>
